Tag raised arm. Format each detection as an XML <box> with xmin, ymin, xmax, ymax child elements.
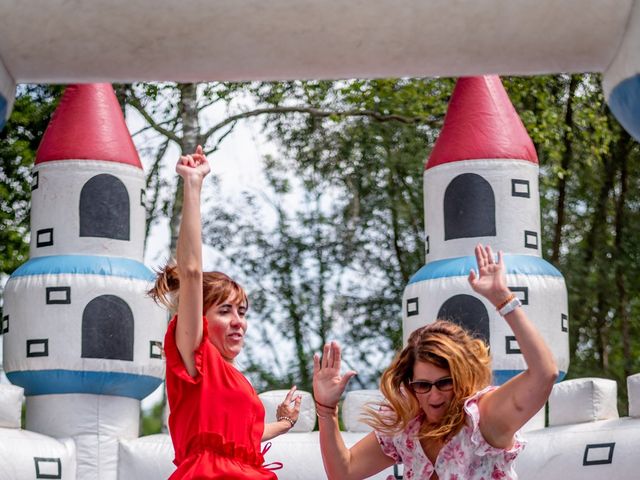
<box><xmin>313</xmin><ymin>342</ymin><xmax>394</xmax><ymax>480</ymax></box>
<box><xmin>175</xmin><ymin>146</ymin><xmax>211</xmax><ymax>377</ymax></box>
<box><xmin>468</xmin><ymin>244</ymin><xmax>559</xmax><ymax>449</ymax></box>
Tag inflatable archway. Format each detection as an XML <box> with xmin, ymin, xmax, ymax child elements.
<box><xmin>0</xmin><ymin>0</ymin><xmax>639</xmax><ymax>139</ymax></box>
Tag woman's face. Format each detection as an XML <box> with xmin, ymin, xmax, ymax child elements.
<box><xmin>411</xmin><ymin>360</ymin><xmax>455</xmax><ymax>424</ymax></box>
<box><xmin>205</xmin><ymin>296</ymin><xmax>248</xmax><ymax>362</ymax></box>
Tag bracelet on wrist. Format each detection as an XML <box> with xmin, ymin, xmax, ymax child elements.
<box><xmin>315</xmin><ymin>400</ymin><xmax>338</xmax><ymax>410</ymax></box>
<box><xmin>495</xmin><ymin>293</ymin><xmax>516</xmax><ymax>311</ymax></box>
<box><xmin>498</xmin><ymin>296</ymin><xmax>522</xmax><ymax>316</ymax></box>
<box><xmin>277</xmin><ymin>416</ymin><xmax>296</xmax><ymax>428</ymax></box>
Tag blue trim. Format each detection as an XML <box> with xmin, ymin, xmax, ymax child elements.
<box><xmin>493</xmin><ymin>369</ymin><xmax>566</xmax><ymax>386</ymax></box>
<box><xmin>6</xmin><ymin>369</ymin><xmax>162</xmax><ymax>399</ymax></box>
<box><xmin>608</xmin><ymin>74</ymin><xmax>640</xmax><ymax>142</ymax></box>
<box><xmin>408</xmin><ymin>255</ymin><xmax>563</xmax><ymax>284</ymax></box>
<box><xmin>11</xmin><ymin>255</ymin><xmax>155</xmax><ymax>281</ymax></box>
<box><xmin>0</xmin><ymin>94</ymin><xmax>7</xmax><ymax>129</ymax></box>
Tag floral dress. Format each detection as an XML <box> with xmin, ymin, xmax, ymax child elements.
<box><xmin>375</xmin><ymin>387</ymin><xmax>525</xmax><ymax>480</ymax></box>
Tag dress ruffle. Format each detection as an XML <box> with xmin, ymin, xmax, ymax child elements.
<box><xmin>186</xmin><ymin>432</ymin><xmax>265</xmax><ymax>468</ymax></box>
<box><xmin>463</xmin><ymin>386</ymin><xmax>526</xmax><ymax>459</ymax></box>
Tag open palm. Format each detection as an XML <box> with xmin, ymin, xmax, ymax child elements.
<box><xmin>468</xmin><ymin>244</ymin><xmax>510</xmax><ymax>307</ymax></box>
<box><xmin>313</xmin><ymin>342</ymin><xmax>356</xmax><ymax>407</ymax></box>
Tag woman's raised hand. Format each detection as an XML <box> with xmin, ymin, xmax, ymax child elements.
<box><xmin>176</xmin><ymin>145</ymin><xmax>210</xmax><ymax>181</ymax></box>
<box><xmin>468</xmin><ymin>244</ymin><xmax>511</xmax><ymax>307</ymax></box>
<box><xmin>313</xmin><ymin>342</ymin><xmax>356</xmax><ymax>408</ymax></box>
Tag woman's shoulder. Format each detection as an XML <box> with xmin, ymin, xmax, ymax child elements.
<box><xmin>458</xmin><ymin>386</ymin><xmax>525</xmax><ymax>458</ymax></box>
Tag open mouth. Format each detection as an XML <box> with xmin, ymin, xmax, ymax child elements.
<box><xmin>228</xmin><ymin>332</ymin><xmax>243</xmax><ymax>340</ymax></box>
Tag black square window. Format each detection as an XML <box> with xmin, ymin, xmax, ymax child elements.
<box><xmin>561</xmin><ymin>313</ymin><xmax>568</xmax><ymax>332</ymax></box>
<box><xmin>36</xmin><ymin>228</ymin><xmax>54</xmax><ymax>247</ymax></box>
<box><xmin>140</xmin><ymin>188</ymin><xmax>146</xmax><ymax>207</ymax></box>
<box><xmin>406</xmin><ymin>297</ymin><xmax>419</xmax><ymax>317</ymax></box>
<box><xmin>27</xmin><ymin>339</ymin><xmax>49</xmax><ymax>358</ymax></box>
<box><xmin>524</xmin><ymin>231</ymin><xmax>538</xmax><ymax>249</ymax></box>
<box><xmin>150</xmin><ymin>341</ymin><xmax>163</xmax><ymax>359</ymax></box>
<box><xmin>508</xmin><ymin>286</ymin><xmax>529</xmax><ymax>305</ymax></box>
<box><xmin>32</xmin><ymin>171</ymin><xmax>39</xmax><ymax>190</ymax></box>
<box><xmin>34</xmin><ymin>457</ymin><xmax>62</xmax><ymax>479</ymax></box>
<box><xmin>583</xmin><ymin>443</ymin><xmax>615</xmax><ymax>466</ymax></box>
<box><xmin>46</xmin><ymin>287</ymin><xmax>71</xmax><ymax>305</ymax></box>
<box><xmin>1</xmin><ymin>315</ymin><xmax>8</xmax><ymax>334</ymax></box>
<box><xmin>505</xmin><ymin>336</ymin><xmax>521</xmax><ymax>354</ymax></box>
<box><xmin>511</xmin><ymin>179</ymin><xmax>530</xmax><ymax>198</ymax></box>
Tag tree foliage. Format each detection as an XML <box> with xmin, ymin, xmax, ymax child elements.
<box><xmin>0</xmin><ymin>85</ymin><xmax>63</xmax><ymax>276</ymax></box>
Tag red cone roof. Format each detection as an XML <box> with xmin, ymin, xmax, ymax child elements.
<box><xmin>36</xmin><ymin>84</ymin><xmax>141</xmax><ymax>168</ymax></box>
<box><xmin>426</xmin><ymin>76</ymin><xmax>538</xmax><ymax>169</ymax></box>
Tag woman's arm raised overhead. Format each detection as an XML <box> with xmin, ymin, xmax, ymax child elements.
<box><xmin>469</xmin><ymin>244</ymin><xmax>559</xmax><ymax>449</ymax></box>
<box><xmin>175</xmin><ymin>146</ymin><xmax>211</xmax><ymax>378</ymax></box>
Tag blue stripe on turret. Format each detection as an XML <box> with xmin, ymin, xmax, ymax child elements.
<box><xmin>408</xmin><ymin>255</ymin><xmax>563</xmax><ymax>285</ymax></box>
<box><xmin>494</xmin><ymin>369</ymin><xmax>566</xmax><ymax>386</ymax></box>
<box><xmin>6</xmin><ymin>370</ymin><xmax>162</xmax><ymax>399</ymax></box>
<box><xmin>0</xmin><ymin>94</ymin><xmax>7</xmax><ymax>129</ymax></box>
<box><xmin>11</xmin><ymin>255</ymin><xmax>155</xmax><ymax>281</ymax></box>
<box><xmin>608</xmin><ymin>74</ymin><xmax>640</xmax><ymax>143</ymax></box>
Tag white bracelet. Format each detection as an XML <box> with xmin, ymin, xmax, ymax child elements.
<box><xmin>498</xmin><ymin>296</ymin><xmax>522</xmax><ymax>316</ymax></box>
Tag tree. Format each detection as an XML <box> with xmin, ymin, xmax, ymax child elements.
<box><xmin>0</xmin><ymin>85</ymin><xmax>63</xmax><ymax>277</ymax></box>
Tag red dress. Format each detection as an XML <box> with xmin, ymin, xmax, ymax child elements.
<box><xmin>164</xmin><ymin>316</ymin><xmax>278</xmax><ymax>479</ymax></box>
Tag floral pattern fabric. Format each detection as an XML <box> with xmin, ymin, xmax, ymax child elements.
<box><xmin>375</xmin><ymin>387</ymin><xmax>525</xmax><ymax>480</ymax></box>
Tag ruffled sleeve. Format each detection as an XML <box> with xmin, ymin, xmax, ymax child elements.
<box><xmin>463</xmin><ymin>386</ymin><xmax>526</xmax><ymax>461</ymax></box>
<box><xmin>164</xmin><ymin>315</ymin><xmax>217</xmax><ymax>384</ymax></box>
<box><xmin>374</xmin><ymin>429</ymin><xmax>401</xmax><ymax>463</ymax></box>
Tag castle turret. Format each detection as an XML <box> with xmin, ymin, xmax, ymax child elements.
<box><xmin>402</xmin><ymin>76</ymin><xmax>569</xmax><ymax>385</ymax></box>
<box><xmin>1</xmin><ymin>84</ymin><xmax>166</xmax><ymax>479</ymax></box>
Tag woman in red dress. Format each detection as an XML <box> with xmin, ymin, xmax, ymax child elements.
<box><xmin>150</xmin><ymin>146</ymin><xmax>300</xmax><ymax>479</ymax></box>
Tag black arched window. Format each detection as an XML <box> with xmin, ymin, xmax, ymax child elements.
<box><xmin>444</xmin><ymin>173</ymin><xmax>496</xmax><ymax>240</ymax></box>
<box><xmin>82</xmin><ymin>295</ymin><xmax>134</xmax><ymax>361</ymax></box>
<box><xmin>437</xmin><ymin>294</ymin><xmax>490</xmax><ymax>345</ymax></box>
<box><xmin>79</xmin><ymin>174</ymin><xmax>130</xmax><ymax>240</ymax></box>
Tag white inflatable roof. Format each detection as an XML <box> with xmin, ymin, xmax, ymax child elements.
<box><xmin>0</xmin><ymin>0</ymin><xmax>633</xmax><ymax>83</ymax></box>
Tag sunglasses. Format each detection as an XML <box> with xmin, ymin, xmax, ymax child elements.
<box><xmin>408</xmin><ymin>377</ymin><xmax>454</xmax><ymax>394</ymax></box>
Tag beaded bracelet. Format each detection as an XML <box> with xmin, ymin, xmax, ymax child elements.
<box><xmin>277</xmin><ymin>416</ymin><xmax>296</xmax><ymax>428</ymax></box>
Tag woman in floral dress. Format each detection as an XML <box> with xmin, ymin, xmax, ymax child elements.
<box><xmin>313</xmin><ymin>244</ymin><xmax>558</xmax><ymax>480</ymax></box>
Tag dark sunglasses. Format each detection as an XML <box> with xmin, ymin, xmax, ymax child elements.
<box><xmin>408</xmin><ymin>377</ymin><xmax>454</xmax><ymax>394</ymax></box>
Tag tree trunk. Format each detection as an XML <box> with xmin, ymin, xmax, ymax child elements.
<box><xmin>551</xmin><ymin>75</ymin><xmax>578</xmax><ymax>264</ymax></box>
<box><xmin>613</xmin><ymin>131</ymin><xmax>632</xmax><ymax>378</ymax></box>
<box><xmin>169</xmin><ymin>83</ymin><xmax>200</xmax><ymax>257</ymax></box>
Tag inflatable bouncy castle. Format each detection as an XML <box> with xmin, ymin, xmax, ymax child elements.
<box><xmin>2</xmin><ymin>77</ymin><xmax>640</xmax><ymax>479</ymax></box>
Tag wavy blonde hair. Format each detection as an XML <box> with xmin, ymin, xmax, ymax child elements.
<box><xmin>364</xmin><ymin>320</ymin><xmax>491</xmax><ymax>442</ymax></box>
<box><xmin>148</xmin><ymin>262</ymin><xmax>248</xmax><ymax>313</ymax></box>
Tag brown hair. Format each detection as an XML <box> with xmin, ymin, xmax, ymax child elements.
<box><xmin>364</xmin><ymin>320</ymin><xmax>491</xmax><ymax>442</ymax></box>
<box><xmin>148</xmin><ymin>262</ymin><xmax>248</xmax><ymax>313</ymax></box>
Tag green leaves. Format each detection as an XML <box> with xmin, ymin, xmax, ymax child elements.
<box><xmin>0</xmin><ymin>85</ymin><xmax>63</xmax><ymax>275</ymax></box>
